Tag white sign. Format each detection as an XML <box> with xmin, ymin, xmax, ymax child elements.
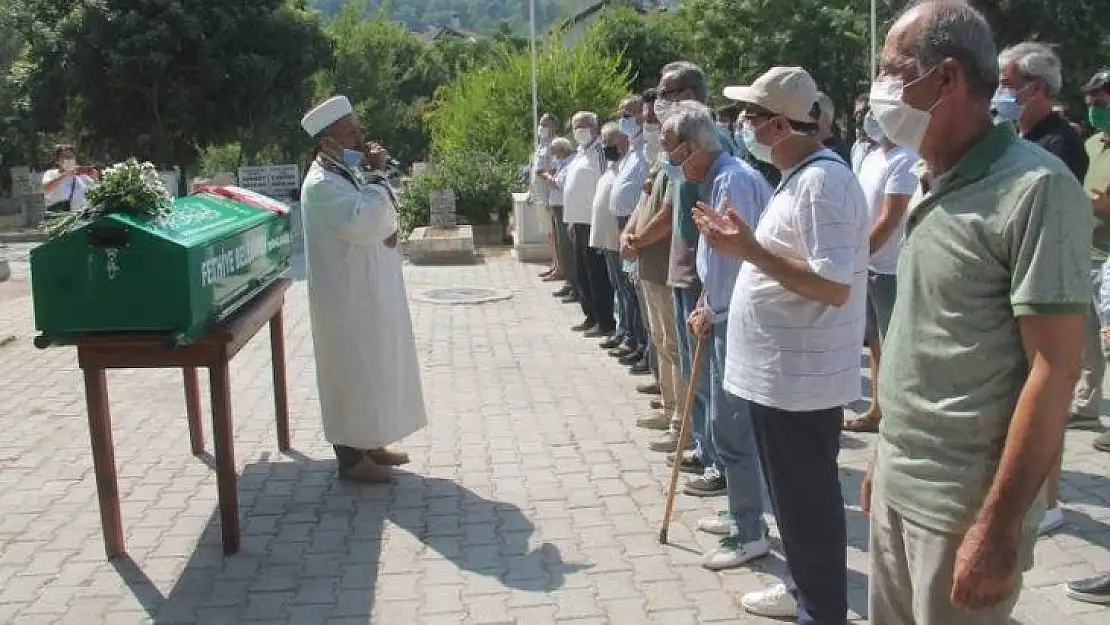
<box><xmin>10</xmin><ymin>166</ymin><xmax>40</xmax><ymax>197</ymax></box>
<box><xmin>237</xmin><ymin>164</ymin><xmax>301</xmax><ymax>201</ymax></box>
<box><xmin>159</xmin><ymin>169</ymin><xmax>180</xmax><ymax>198</ymax></box>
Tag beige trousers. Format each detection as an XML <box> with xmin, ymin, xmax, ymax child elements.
<box><xmin>869</xmin><ymin>497</ymin><xmax>1027</xmax><ymax>625</ymax></box>
<box><xmin>642</xmin><ymin>280</ymin><xmax>684</xmax><ymax>422</ymax></box>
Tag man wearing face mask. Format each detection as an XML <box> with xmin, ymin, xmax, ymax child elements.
<box><xmin>994</xmin><ymin>43</ymin><xmax>1087</xmax><ymax>181</ymax></box>
<box><xmin>563</xmin><ymin>111</ymin><xmax>613</xmax><ymax>337</ymax></box>
<box><xmin>666</xmin><ymin>100</ymin><xmax>773</xmax><ymax>572</ymax></box>
<box><xmin>703</xmin><ymin>66</ymin><xmax>868</xmax><ymax>622</ymax></box>
<box><xmin>299</xmin><ymin>95</ymin><xmax>427</xmax><ymax>483</ymax></box>
<box><xmin>623</xmin><ymin>89</ymin><xmax>686</xmax><ymax>432</ymax></box>
<box><xmin>531</xmin><ymin>113</ymin><xmax>562</xmax><ymax>281</ymax></box>
<box><xmin>862</xmin><ymin>3</ymin><xmax>1091</xmax><ymax>623</ymax></box>
<box><xmin>603</xmin><ymin>97</ymin><xmax>649</xmax><ymax>372</ymax></box>
<box><xmin>639</xmin><ymin>61</ymin><xmax>729</xmax><ymax>485</ymax></box>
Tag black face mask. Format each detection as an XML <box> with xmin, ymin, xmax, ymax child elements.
<box><xmin>603</xmin><ymin>146</ymin><xmax>622</xmax><ymax>162</ymax></box>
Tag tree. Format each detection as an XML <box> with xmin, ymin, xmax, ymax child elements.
<box><xmin>584</xmin><ymin>6</ymin><xmax>690</xmax><ymax>94</ymax></box>
<box><xmin>16</xmin><ymin>0</ymin><xmax>330</xmax><ymax>169</ymax></box>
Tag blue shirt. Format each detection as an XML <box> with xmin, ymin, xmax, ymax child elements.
<box><xmin>610</xmin><ymin>146</ymin><xmax>647</xmax><ymax>218</ymax></box>
<box><xmin>695</xmin><ymin>153</ymin><xmax>772</xmax><ymax>323</ymax></box>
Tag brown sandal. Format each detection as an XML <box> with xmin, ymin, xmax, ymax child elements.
<box><xmin>843</xmin><ymin>414</ymin><xmax>881</xmax><ymax>433</ymax></box>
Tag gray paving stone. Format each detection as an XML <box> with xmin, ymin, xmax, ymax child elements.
<box><xmin>1</xmin><ymin>248</ymin><xmax>1108</xmax><ymax>624</ymax></box>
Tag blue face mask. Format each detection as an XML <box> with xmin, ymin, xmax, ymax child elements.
<box><xmin>661</xmin><ymin>153</ymin><xmax>685</xmax><ymax>182</ymax></box>
<box><xmin>741</xmin><ymin>126</ymin><xmax>773</xmax><ymax>164</ymax></box>
<box><xmin>991</xmin><ymin>87</ymin><xmax>1023</xmax><ymax>123</ymax></box>
<box><xmin>342</xmin><ymin>148</ymin><xmax>365</xmax><ymax>168</ymax></box>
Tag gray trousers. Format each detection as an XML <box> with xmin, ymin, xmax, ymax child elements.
<box><xmin>869</xmin><ymin>497</ymin><xmax>1028</xmax><ymax>625</ymax></box>
<box><xmin>1070</xmin><ymin>262</ymin><xmax>1110</xmax><ymax>419</ymax></box>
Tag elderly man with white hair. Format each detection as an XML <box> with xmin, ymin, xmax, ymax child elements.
<box><xmin>663</xmin><ymin>100</ymin><xmax>773</xmax><ymax>571</ymax></box>
<box><xmin>299</xmin><ymin>95</ymin><xmax>427</xmax><ymax>483</ymax></box>
<box><xmin>562</xmin><ymin>110</ymin><xmax>614</xmax><ymax>336</ymax></box>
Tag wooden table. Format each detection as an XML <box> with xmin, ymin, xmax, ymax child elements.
<box><xmin>76</xmin><ymin>278</ymin><xmax>293</xmax><ymax>558</ymax></box>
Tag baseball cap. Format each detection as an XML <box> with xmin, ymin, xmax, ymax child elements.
<box><xmin>723</xmin><ymin>67</ymin><xmax>819</xmax><ymax>123</ymax></box>
<box><xmin>1082</xmin><ymin>69</ymin><xmax>1110</xmax><ymax>94</ymax></box>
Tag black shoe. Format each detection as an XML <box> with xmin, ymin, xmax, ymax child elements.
<box><xmin>666</xmin><ymin>452</ymin><xmax>705</xmax><ymax>474</ymax></box>
<box><xmin>630</xmin><ymin>360</ymin><xmax>651</xmax><ymax>375</ymax></box>
<box><xmin>599</xmin><ymin>336</ymin><xmax>622</xmax><ymax>349</ymax></box>
<box><xmin>553</xmin><ymin>286</ymin><xmax>572</xmax><ymax>298</ymax></box>
<box><xmin>619</xmin><ymin>351</ymin><xmax>642</xmax><ymax>366</ymax></box>
<box><xmin>560</xmin><ymin>294</ymin><xmax>578</xmax><ymax>304</ymax></box>
<box><xmin>610</xmin><ymin>346</ymin><xmax>635</xmax><ymax>359</ymax></box>
<box><xmin>571</xmin><ymin>320</ymin><xmax>595</xmax><ymax>332</ymax></box>
<box><xmin>584</xmin><ymin>326</ymin><xmax>608</xmax><ymax>338</ymax></box>
<box><xmin>637</xmin><ymin>382</ymin><xmax>662</xmax><ymax>395</ymax></box>
<box><xmin>684</xmin><ymin>470</ymin><xmax>727</xmax><ymax>497</ymax></box>
<box><xmin>1067</xmin><ymin>413</ymin><xmax>1103</xmax><ymax>431</ymax></box>
<box><xmin>1065</xmin><ymin>573</ymin><xmax>1110</xmax><ymax>604</ymax></box>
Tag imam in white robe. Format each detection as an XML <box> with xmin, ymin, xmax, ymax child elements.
<box><xmin>299</xmin><ymin>158</ymin><xmax>427</xmax><ymax>449</ymax></box>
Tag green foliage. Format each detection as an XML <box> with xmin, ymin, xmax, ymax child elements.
<box><xmin>16</xmin><ymin>0</ymin><xmax>331</xmax><ymax>169</ymax></box>
<box><xmin>583</xmin><ymin>6</ymin><xmax>690</xmax><ymax>94</ymax></box>
<box><xmin>310</xmin><ymin>0</ymin><xmax>592</xmax><ymax>36</ymax></box>
<box><xmin>398</xmin><ymin>150</ymin><xmax>517</xmax><ymax>235</ymax></box>
<box><xmin>426</xmin><ymin>36</ymin><xmax>632</xmax><ymax>165</ymax></box>
<box><xmin>198</xmin><ymin>144</ymin><xmax>243</xmax><ymax>177</ymax></box>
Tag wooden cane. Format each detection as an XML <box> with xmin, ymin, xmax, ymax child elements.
<box><xmin>659</xmin><ymin>334</ymin><xmax>709</xmax><ymax>544</ymax></box>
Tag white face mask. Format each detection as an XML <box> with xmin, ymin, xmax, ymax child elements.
<box><xmin>618</xmin><ymin>116</ymin><xmax>640</xmax><ymax>139</ymax></box>
<box><xmin>538</xmin><ymin>126</ymin><xmax>552</xmax><ymax>141</ymax></box>
<box><xmin>573</xmin><ymin>128</ymin><xmax>593</xmax><ymax>147</ymax></box>
<box><xmin>869</xmin><ymin>71</ymin><xmax>941</xmax><ymax>152</ymax></box>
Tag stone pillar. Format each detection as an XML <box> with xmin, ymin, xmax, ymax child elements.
<box><xmin>511</xmin><ymin>192</ymin><xmax>551</xmax><ymax>263</ymax></box>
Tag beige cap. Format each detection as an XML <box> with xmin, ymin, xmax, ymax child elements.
<box><xmin>301</xmin><ymin>95</ymin><xmax>353</xmax><ymax>137</ymax></box>
<box><xmin>722</xmin><ymin>67</ymin><xmax>819</xmax><ymax>123</ymax></box>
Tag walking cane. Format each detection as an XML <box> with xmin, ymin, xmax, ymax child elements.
<box><xmin>659</xmin><ymin>334</ymin><xmax>708</xmax><ymax>544</ymax></box>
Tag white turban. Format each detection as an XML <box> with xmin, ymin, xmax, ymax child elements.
<box><xmin>301</xmin><ymin>96</ymin><xmax>354</xmax><ymax>137</ymax></box>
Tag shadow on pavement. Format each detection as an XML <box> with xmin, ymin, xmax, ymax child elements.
<box><xmin>110</xmin><ymin>454</ymin><xmax>583</xmax><ymax>622</ymax></box>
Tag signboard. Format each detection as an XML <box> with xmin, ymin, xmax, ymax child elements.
<box><xmin>429</xmin><ymin>189</ymin><xmax>457</xmax><ymax>228</ymax></box>
<box><xmin>237</xmin><ymin>164</ymin><xmax>301</xmax><ymax>201</ymax></box>
<box><xmin>159</xmin><ymin>169</ymin><xmax>180</xmax><ymax>198</ymax></box>
<box><xmin>10</xmin><ymin>166</ymin><xmax>40</xmax><ymax>197</ymax></box>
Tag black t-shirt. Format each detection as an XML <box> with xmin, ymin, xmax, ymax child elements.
<box><xmin>822</xmin><ymin>135</ymin><xmax>852</xmax><ymax>165</ymax></box>
<box><xmin>1023</xmin><ymin>112</ymin><xmax>1089</xmax><ymax>182</ymax></box>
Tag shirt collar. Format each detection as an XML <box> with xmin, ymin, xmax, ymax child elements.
<box><xmin>914</xmin><ymin>122</ymin><xmax>1016</xmax><ymax>191</ymax></box>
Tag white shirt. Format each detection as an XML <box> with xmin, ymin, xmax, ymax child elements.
<box><xmin>549</xmin><ymin>155</ymin><xmax>571</xmax><ymax>206</ymax></box>
<box><xmin>589</xmin><ymin>164</ymin><xmax>620</xmax><ymax>251</ymax></box>
<box><xmin>858</xmin><ymin>146</ymin><xmax>918</xmax><ymax>274</ymax></box>
<box><xmin>42</xmin><ymin>169</ymin><xmax>93</xmax><ymax>210</ymax></box>
<box><xmin>724</xmin><ymin>150</ymin><xmax>870</xmax><ymax>412</ymax></box>
<box><xmin>561</xmin><ymin>141</ymin><xmax>605</xmax><ymax>224</ymax></box>
<box><xmin>609</xmin><ymin>147</ymin><xmax>646</xmax><ymax>218</ymax></box>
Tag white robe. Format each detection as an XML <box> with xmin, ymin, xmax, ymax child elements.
<box><xmin>299</xmin><ymin>160</ymin><xmax>427</xmax><ymax>449</ymax></box>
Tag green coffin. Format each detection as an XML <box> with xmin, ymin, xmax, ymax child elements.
<box><xmin>30</xmin><ymin>193</ymin><xmax>293</xmax><ymax>347</ymax></box>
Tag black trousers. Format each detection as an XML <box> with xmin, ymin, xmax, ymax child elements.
<box><xmin>572</xmin><ymin>223</ymin><xmax>614</xmax><ymax>331</ymax></box>
<box><xmin>748</xmin><ymin>400</ymin><xmax>847</xmax><ymax>625</ymax></box>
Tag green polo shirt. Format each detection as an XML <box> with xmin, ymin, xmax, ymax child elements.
<box><xmin>1085</xmin><ymin>133</ymin><xmax>1110</xmax><ymax>260</ymax></box>
<box><xmin>875</xmin><ymin>123</ymin><xmax>1092</xmax><ymax>543</ymax></box>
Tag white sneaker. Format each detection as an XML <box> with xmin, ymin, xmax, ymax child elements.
<box><xmin>702</xmin><ymin>536</ymin><xmax>770</xmax><ymax>570</ymax></box>
<box><xmin>741</xmin><ymin>583</ymin><xmax>798</xmax><ymax>618</ymax></box>
<box><xmin>1039</xmin><ymin>507</ymin><xmax>1065</xmax><ymax>535</ymax></box>
<box><xmin>697</xmin><ymin>511</ymin><xmax>733</xmax><ymax>535</ymax></box>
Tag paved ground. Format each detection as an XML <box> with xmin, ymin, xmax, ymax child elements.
<box><xmin>0</xmin><ymin>243</ymin><xmax>1108</xmax><ymax>624</ymax></box>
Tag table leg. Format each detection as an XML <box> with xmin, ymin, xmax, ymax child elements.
<box><xmin>183</xmin><ymin>366</ymin><xmax>204</xmax><ymax>455</ymax></box>
<box><xmin>82</xmin><ymin>366</ymin><xmax>125</xmax><ymax>558</ymax></box>
<box><xmin>269</xmin><ymin>309</ymin><xmax>291</xmax><ymax>452</ymax></box>
<box><xmin>209</xmin><ymin>362</ymin><xmax>240</xmax><ymax>554</ymax></box>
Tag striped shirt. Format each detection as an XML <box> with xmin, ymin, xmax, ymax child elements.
<box><xmin>724</xmin><ymin>149</ymin><xmax>870</xmax><ymax>411</ymax></box>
